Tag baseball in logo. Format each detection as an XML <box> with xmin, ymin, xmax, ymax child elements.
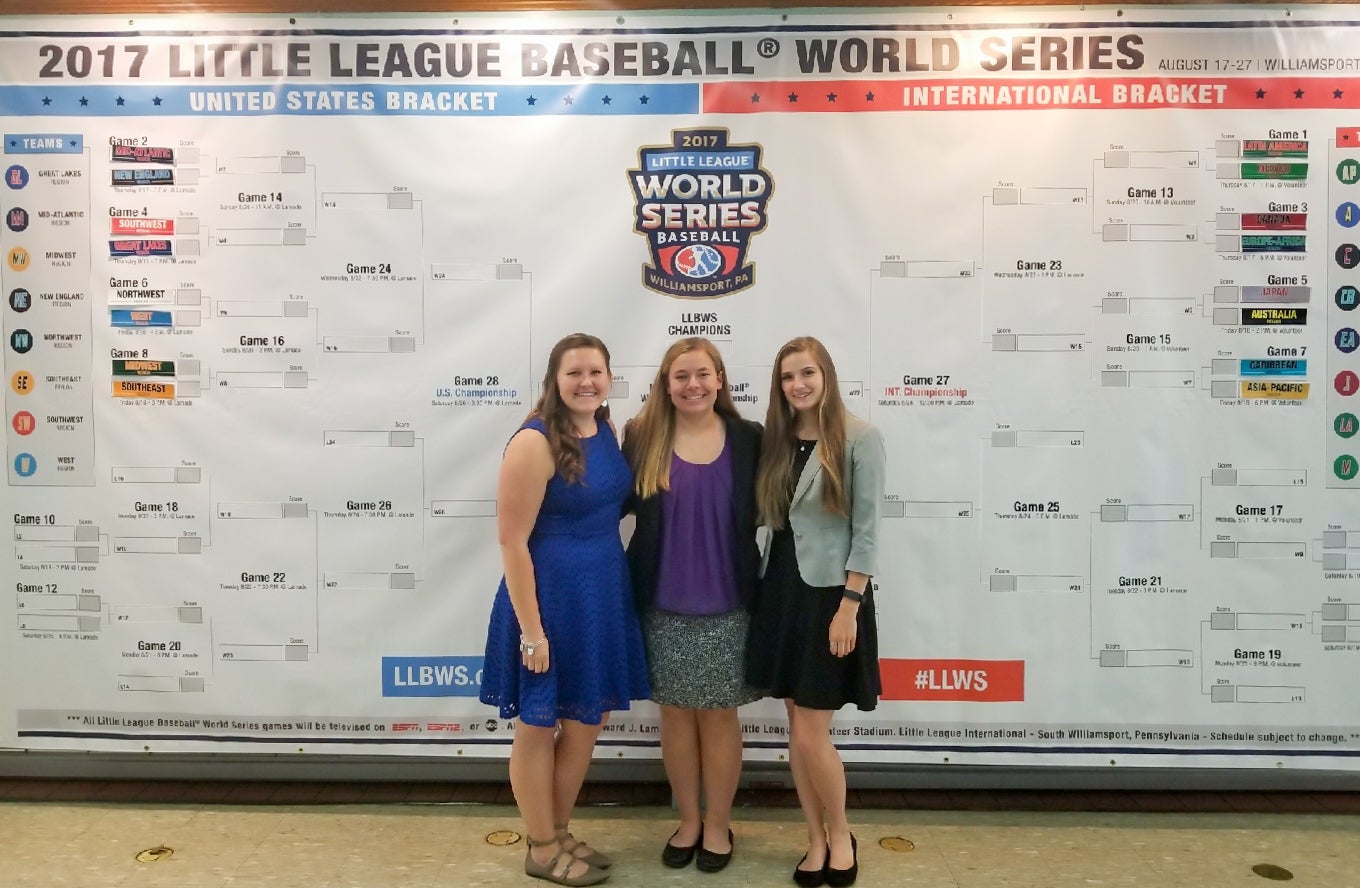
<box><xmin>629</xmin><ymin>128</ymin><xmax>772</xmax><ymax>299</ymax></box>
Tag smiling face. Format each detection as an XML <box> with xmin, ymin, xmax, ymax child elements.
<box><xmin>667</xmin><ymin>348</ymin><xmax>722</xmax><ymax>418</ymax></box>
<box><xmin>555</xmin><ymin>347</ymin><xmax>611</xmax><ymax>419</ymax></box>
<box><xmin>779</xmin><ymin>350</ymin><xmax>824</xmax><ymax>416</ymax></box>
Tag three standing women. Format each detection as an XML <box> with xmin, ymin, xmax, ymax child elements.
<box><xmin>745</xmin><ymin>336</ymin><xmax>886</xmax><ymax>888</ymax></box>
<box><xmin>623</xmin><ymin>337</ymin><xmax>764</xmax><ymax>873</ymax></box>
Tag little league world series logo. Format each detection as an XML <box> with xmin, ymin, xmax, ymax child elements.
<box><xmin>629</xmin><ymin>128</ymin><xmax>772</xmax><ymax>299</ymax></box>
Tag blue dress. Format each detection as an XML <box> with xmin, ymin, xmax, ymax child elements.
<box><xmin>480</xmin><ymin>417</ymin><xmax>650</xmax><ymax>727</ymax></box>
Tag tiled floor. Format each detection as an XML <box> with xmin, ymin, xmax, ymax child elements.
<box><xmin>2</xmin><ymin>782</ymin><xmax>1358</xmax><ymax>887</ymax></box>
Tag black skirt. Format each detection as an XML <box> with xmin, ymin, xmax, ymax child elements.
<box><xmin>744</xmin><ymin>525</ymin><xmax>881</xmax><ymax>712</ymax></box>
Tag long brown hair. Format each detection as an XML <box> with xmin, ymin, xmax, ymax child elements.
<box><xmin>528</xmin><ymin>333</ymin><xmax>612</xmax><ymax>485</ymax></box>
<box><xmin>756</xmin><ymin>336</ymin><xmax>848</xmax><ymax>528</ymax></box>
<box><xmin>624</xmin><ymin>337</ymin><xmax>740</xmax><ymax>498</ymax></box>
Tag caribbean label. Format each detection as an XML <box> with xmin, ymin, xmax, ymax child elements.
<box><xmin>112</xmin><ymin>359</ymin><xmax>175</xmax><ymax>377</ymax></box>
<box><xmin>112</xmin><ymin>168</ymin><xmax>174</xmax><ymax>186</ymax></box>
<box><xmin>1240</xmin><ymin>359</ymin><xmax>1306</xmax><ymax>377</ymax></box>
<box><xmin>111</xmin><ymin>144</ymin><xmax>175</xmax><ymax>164</ymax></box>
<box><xmin>1242</xmin><ymin>307</ymin><xmax>1306</xmax><ymax>325</ymax></box>
<box><xmin>110</xmin><ymin>239</ymin><xmax>173</xmax><ymax>258</ymax></box>
<box><xmin>629</xmin><ymin>128</ymin><xmax>772</xmax><ymax>299</ymax></box>
<box><xmin>1241</xmin><ymin>381</ymin><xmax>1309</xmax><ymax>400</ymax></box>
<box><xmin>110</xmin><ymin>309</ymin><xmax>172</xmax><ymax>327</ymax></box>
<box><xmin>112</xmin><ymin>379</ymin><xmax>175</xmax><ymax>399</ymax></box>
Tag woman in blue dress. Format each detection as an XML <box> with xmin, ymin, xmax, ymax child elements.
<box><xmin>481</xmin><ymin>333</ymin><xmax>650</xmax><ymax>887</ymax></box>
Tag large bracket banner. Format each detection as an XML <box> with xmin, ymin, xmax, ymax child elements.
<box><xmin>2</xmin><ymin>6</ymin><xmax>1360</xmax><ymax>769</ymax></box>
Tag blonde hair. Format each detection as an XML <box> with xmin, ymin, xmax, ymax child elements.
<box><xmin>623</xmin><ymin>337</ymin><xmax>739</xmax><ymax>498</ymax></box>
<box><xmin>755</xmin><ymin>336</ymin><xmax>848</xmax><ymax>528</ymax></box>
<box><xmin>528</xmin><ymin>333</ymin><xmax>611</xmax><ymax>485</ymax></box>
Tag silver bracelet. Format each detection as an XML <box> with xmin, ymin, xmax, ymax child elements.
<box><xmin>519</xmin><ymin>634</ymin><xmax>547</xmax><ymax>656</ymax></box>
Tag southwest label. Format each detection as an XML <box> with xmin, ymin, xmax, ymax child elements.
<box><xmin>1242</xmin><ymin>307</ymin><xmax>1306</xmax><ymax>325</ymax></box>
<box><xmin>111</xmin><ymin>218</ymin><xmax>175</xmax><ymax>236</ymax></box>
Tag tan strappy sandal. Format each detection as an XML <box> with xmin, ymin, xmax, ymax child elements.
<box><xmin>524</xmin><ymin>835</ymin><xmax>609</xmax><ymax>886</ymax></box>
<box><xmin>556</xmin><ymin>825</ymin><xmax>614</xmax><ymax>869</ymax></box>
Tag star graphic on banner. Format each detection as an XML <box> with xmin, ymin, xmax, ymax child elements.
<box><xmin>153</xmin><ymin>96</ymin><xmax>163</xmax><ymax>106</ymax></box>
<box><xmin>787</xmin><ymin>92</ymin><xmax>799</xmax><ymax>103</ymax></box>
<box><xmin>750</xmin><ymin>93</ymin><xmax>761</xmax><ymax>103</ymax></box>
<box><xmin>6</xmin><ymin>138</ymin><xmax>14</xmax><ymax>148</ymax></box>
<box><xmin>116</xmin><ymin>96</ymin><xmax>125</xmax><ymax>106</ymax></box>
<box><xmin>639</xmin><ymin>94</ymin><xmax>649</xmax><ymax>104</ymax></box>
<box><xmin>79</xmin><ymin>97</ymin><xmax>89</xmax><ymax>106</ymax></box>
<box><xmin>602</xmin><ymin>95</ymin><xmax>612</xmax><ymax>105</ymax></box>
<box><xmin>41</xmin><ymin>96</ymin><xmax>51</xmax><ymax>106</ymax></box>
<box><xmin>526</xmin><ymin>95</ymin><xmax>537</xmax><ymax>105</ymax></box>
<box><xmin>865</xmin><ymin>91</ymin><xmax>876</xmax><ymax>102</ymax></box>
<box><xmin>1294</xmin><ymin>88</ymin><xmax>1305</xmax><ymax>99</ymax></box>
<box><xmin>563</xmin><ymin>95</ymin><xmax>574</xmax><ymax>105</ymax></box>
<box><xmin>826</xmin><ymin>92</ymin><xmax>838</xmax><ymax>102</ymax></box>
<box><xmin>1255</xmin><ymin>88</ymin><xmax>1266</xmax><ymax>99</ymax></box>
<box><xmin>1337</xmin><ymin>89</ymin><xmax>1346</xmax><ymax>99</ymax></box>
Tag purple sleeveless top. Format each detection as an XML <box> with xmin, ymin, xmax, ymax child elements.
<box><xmin>653</xmin><ymin>437</ymin><xmax>740</xmax><ymax>615</ymax></box>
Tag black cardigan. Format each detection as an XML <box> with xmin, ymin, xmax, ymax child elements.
<box><xmin>625</xmin><ymin>414</ymin><xmax>763</xmax><ymax>613</ymax></box>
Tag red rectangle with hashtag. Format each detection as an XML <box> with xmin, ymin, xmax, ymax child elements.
<box><xmin>880</xmin><ymin>658</ymin><xmax>1025</xmax><ymax>702</ymax></box>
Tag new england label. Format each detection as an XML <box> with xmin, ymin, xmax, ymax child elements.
<box><xmin>629</xmin><ymin>129</ymin><xmax>771</xmax><ymax>299</ymax></box>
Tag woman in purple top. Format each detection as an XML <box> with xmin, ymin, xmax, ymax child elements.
<box><xmin>623</xmin><ymin>338</ymin><xmax>763</xmax><ymax>874</ymax></box>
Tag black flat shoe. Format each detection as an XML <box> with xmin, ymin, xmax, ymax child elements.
<box><xmin>792</xmin><ymin>846</ymin><xmax>827</xmax><ymax>887</ymax></box>
<box><xmin>662</xmin><ymin>826</ymin><xmax>701</xmax><ymax>868</ymax></box>
<box><xmin>695</xmin><ymin>828</ymin><xmax>734</xmax><ymax>873</ymax></box>
<box><xmin>825</xmin><ymin>834</ymin><xmax>858</xmax><ymax>888</ymax></box>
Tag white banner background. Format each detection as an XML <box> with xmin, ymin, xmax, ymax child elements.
<box><xmin>2</xmin><ymin>6</ymin><xmax>1360</xmax><ymax>769</ymax></box>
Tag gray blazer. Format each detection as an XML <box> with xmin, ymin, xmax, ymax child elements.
<box><xmin>761</xmin><ymin>416</ymin><xmax>887</xmax><ymax>587</ymax></box>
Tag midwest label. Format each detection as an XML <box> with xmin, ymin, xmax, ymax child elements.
<box><xmin>110</xmin><ymin>239</ymin><xmax>173</xmax><ymax>258</ymax></box>
<box><xmin>112</xmin><ymin>379</ymin><xmax>175</xmax><ymax>399</ymax></box>
<box><xmin>1242</xmin><ymin>307</ymin><xmax>1307</xmax><ymax>325</ymax></box>
<box><xmin>111</xmin><ymin>144</ymin><xmax>175</xmax><ymax>164</ymax></box>
<box><xmin>112</xmin><ymin>168</ymin><xmax>175</xmax><ymax>186</ymax></box>
<box><xmin>111</xmin><ymin>218</ymin><xmax>175</xmax><ymax>235</ymax></box>
<box><xmin>110</xmin><ymin>309</ymin><xmax>173</xmax><ymax>327</ymax></box>
<box><xmin>1240</xmin><ymin>381</ymin><xmax>1309</xmax><ymax>400</ymax></box>
<box><xmin>112</xmin><ymin>359</ymin><xmax>175</xmax><ymax>377</ymax></box>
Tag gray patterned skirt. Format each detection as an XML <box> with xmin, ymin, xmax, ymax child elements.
<box><xmin>644</xmin><ymin>607</ymin><xmax>763</xmax><ymax>709</ymax></box>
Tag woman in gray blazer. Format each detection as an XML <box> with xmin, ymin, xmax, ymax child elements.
<box><xmin>745</xmin><ymin>336</ymin><xmax>885</xmax><ymax>888</ymax></box>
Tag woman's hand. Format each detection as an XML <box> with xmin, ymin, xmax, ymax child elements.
<box><xmin>829</xmin><ymin>606</ymin><xmax>858</xmax><ymax>658</ymax></box>
<box><xmin>521</xmin><ymin>635</ymin><xmax>550</xmax><ymax>673</ymax></box>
